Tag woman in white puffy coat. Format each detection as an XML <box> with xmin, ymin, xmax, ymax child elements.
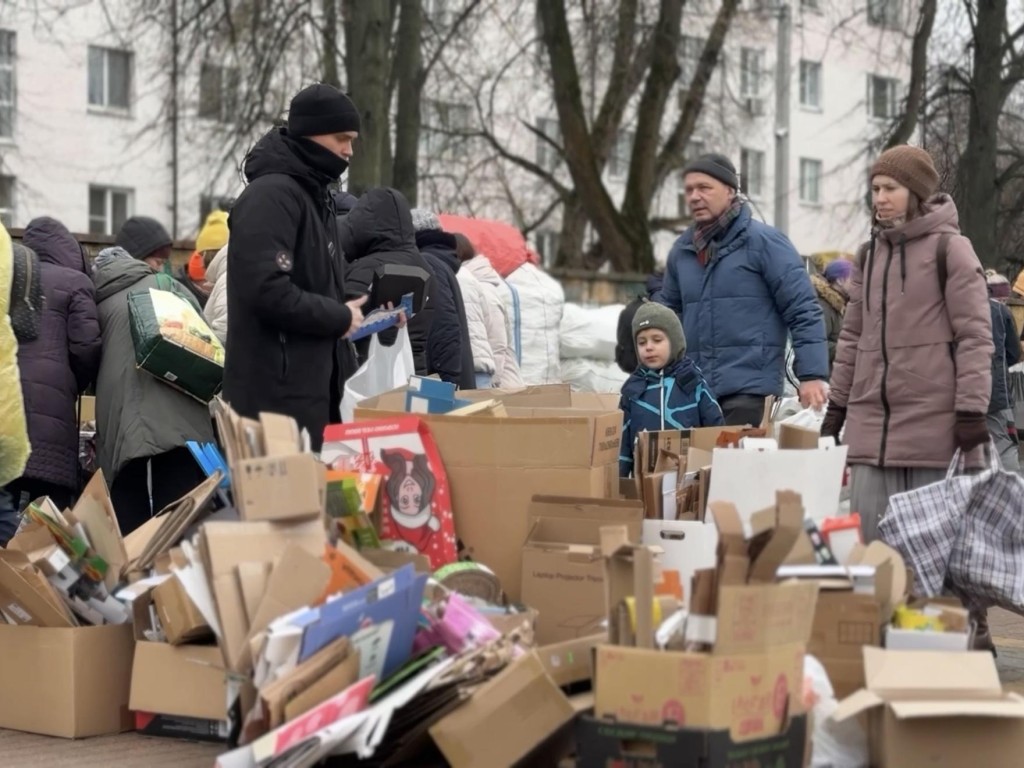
<box><xmin>454</xmin><ymin>254</ymin><xmax>495</xmax><ymax>388</ymax></box>
<box><xmin>203</xmin><ymin>245</ymin><xmax>229</xmax><ymax>344</ymax></box>
<box><xmin>455</xmin><ymin>234</ymin><xmax>525</xmax><ymax>389</ymax></box>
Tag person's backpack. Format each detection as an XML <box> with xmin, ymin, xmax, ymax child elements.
<box><xmin>9</xmin><ymin>243</ymin><xmax>43</xmax><ymax>343</ymax></box>
<box><xmin>857</xmin><ymin>233</ymin><xmax>951</xmax><ymax>298</ymax></box>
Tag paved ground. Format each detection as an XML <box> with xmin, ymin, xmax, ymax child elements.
<box><xmin>3</xmin><ymin>609</ymin><xmax>1024</xmax><ymax>766</ymax></box>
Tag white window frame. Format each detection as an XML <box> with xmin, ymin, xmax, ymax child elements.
<box><xmin>535</xmin><ymin>229</ymin><xmax>559</xmax><ymax>268</ymax></box>
<box><xmin>868</xmin><ymin>74</ymin><xmax>900</xmax><ymax>120</ymax></box>
<box><xmin>609</xmin><ymin>130</ymin><xmax>634</xmax><ymax>179</ymax></box>
<box><xmin>422</xmin><ymin>99</ymin><xmax>472</xmax><ymax>159</ymax></box>
<box><xmin>679</xmin><ymin>35</ymin><xmax>707</xmax><ymax>89</ymax></box>
<box><xmin>0</xmin><ymin>31</ymin><xmax>15</xmax><ymax>140</ymax></box>
<box><xmin>424</xmin><ymin>0</ymin><xmax>452</xmax><ymax>28</ymax></box>
<box><xmin>799</xmin><ymin>158</ymin><xmax>823</xmax><ymax>205</ymax></box>
<box><xmin>740</xmin><ymin>47</ymin><xmax>764</xmax><ymax>99</ymax></box>
<box><xmin>0</xmin><ymin>175</ymin><xmax>15</xmax><ymax>228</ymax></box>
<box><xmin>867</xmin><ymin>0</ymin><xmax>902</xmax><ymax>29</ymax></box>
<box><xmin>740</xmin><ymin>148</ymin><xmax>766</xmax><ymax>200</ymax></box>
<box><xmin>88</xmin><ymin>45</ymin><xmax>133</xmax><ymax>112</ymax></box>
<box><xmin>198</xmin><ymin>62</ymin><xmax>240</xmax><ymax>123</ymax></box>
<box><xmin>799</xmin><ymin>59</ymin><xmax>822</xmax><ymax>110</ymax></box>
<box><xmin>88</xmin><ymin>185</ymin><xmax>134</xmax><ymax>235</ymax></box>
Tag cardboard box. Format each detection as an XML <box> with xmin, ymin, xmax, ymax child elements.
<box><xmin>430</xmin><ymin>650</ymin><xmax>576</xmax><ymax>767</ymax></box>
<box><xmin>538</xmin><ymin>633</ymin><xmax>604</xmax><ymax>688</ymax></box>
<box><xmin>153</xmin><ymin>576</ymin><xmax>212</xmax><ymax>645</ymax></box>
<box><xmin>356</xmin><ymin>385</ymin><xmax>622</xmax><ymax>601</ymax></box>
<box><xmin>130</xmin><ymin>641</ymin><xmax>227</xmax><ymax>722</ymax></box>
<box><xmin>642</xmin><ymin>520</ymin><xmax>718</xmax><ymax>609</ymax></box>
<box><xmin>232</xmin><ymin>453</ymin><xmax>324</xmax><ymax>522</ymax></box>
<box><xmin>834</xmin><ymin>648</ymin><xmax>1024</xmax><ymax>767</ymax></box>
<box><xmin>521</xmin><ymin>496</ymin><xmax>643</xmax><ymax>645</ymax></box>
<box><xmin>0</xmin><ymin>624</ymin><xmax>134</xmax><ymax>737</ymax></box>
<box><xmin>576</xmin><ymin>712</ymin><xmax>808</xmax><ymax>768</ymax></box>
<box><xmin>79</xmin><ymin>395</ymin><xmax>96</xmax><ymax>424</ymax></box>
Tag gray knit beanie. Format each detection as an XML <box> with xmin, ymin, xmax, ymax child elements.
<box><xmin>410</xmin><ymin>208</ymin><xmax>441</xmax><ymax>233</ymax></box>
<box><xmin>632</xmin><ymin>301</ymin><xmax>686</xmax><ymax>363</ymax></box>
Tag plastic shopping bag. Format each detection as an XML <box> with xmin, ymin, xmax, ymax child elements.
<box><xmin>340</xmin><ymin>326</ymin><xmax>415</xmax><ymax>422</ymax></box>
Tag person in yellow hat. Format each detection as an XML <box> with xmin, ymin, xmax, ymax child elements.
<box><xmin>178</xmin><ymin>210</ymin><xmax>229</xmax><ymax>309</ymax></box>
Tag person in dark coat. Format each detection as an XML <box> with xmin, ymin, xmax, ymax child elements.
<box><xmin>340</xmin><ymin>188</ymin><xmax>434</xmax><ymax>375</ymax></box>
<box><xmin>615</xmin><ymin>269</ymin><xmax>664</xmax><ymax>374</ymax></box>
<box><xmin>91</xmin><ymin>247</ymin><xmax>211</xmax><ymax>534</ymax></box>
<box><xmin>3</xmin><ymin>218</ymin><xmax>102</xmax><ymax>511</ymax></box>
<box><xmin>330</xmin><ymin>188</ymin><xmax>362</xmax><ymax>401</ymax></box>
<box><xmin>224</xmin><ymin>84</ymin><xmax>367</xmax><ymax>449</ymax></box>
<box><xmin>987</xmin><ymin>272</ymin><xmax>1021</xmax><ymax>470</ymax></box>
<box><xmin>411</xmin><ymin>208</ymin><xmax>474</xmax><ymax>389</ymax></box>
<box><xmin>812</xmin><ymin>259</ymin><xmax>852</xmax><ymax>373</ymax></box>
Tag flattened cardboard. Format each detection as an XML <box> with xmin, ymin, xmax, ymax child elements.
<box><xmin>130</xmin><ymin>642</ymin><xmax>227</xmax><ymax>721</ymax></box>
<box><xmin>538</xmin><ymin>633</ymin><xmax>604</xmax><ymax>688</ymax></box>
<box><xmin>233</xmin><ymin>453</ymin><xmax>323</xmax><ymax>522</ymax></box>
<box><xmin>430</xmin><ymin>651</ymin><xmax>575</xmax><ymax>767</ymax></box>
<box><xmin>281</xmin><ymin>642</ymin><xmax>360</xmax><ymax>725</ymax></box>
<box><xmin>66</xmin><ymin>470</ymin><xmax>126</xmax><ymax>592</ymax></box>
<box><xmin>595</xmin><ymin>643</ymin><xmax>806</xmax><ymax>739</ymax></box>
<box><xmin>522</xmin><ymin>496</ymin><xmax>643</xmax><ymax>645</ymax></box>
<box><xmin>0</xmin><ymin>624</ymin><xmax>134</xmax><ymax>738</ymax></box>
<box><xmin>0</xmin><ymin>550</ymin><xmax>76</xmax><ymax>628</ymax></box>
<box><xmin>237</xmin><ymin>561</ymin><xmax>273</xmax><ymax>626</ymax></box>
<box><xmin>714</xmin><ymin>580</ymin><xmax>819</xmax><ymax>654</ymax></box>
<box><xmin>642</xmin><ymin>520</ymin><xmax>718</xmax><ymax>609</ymax></box>
<box><xmin>259</xmin><ymin>412</ymin><xmax>302</xmax><ymax>457</ymax></box>
<box><xmin>200</xmin><ymin>519</ymin><xmax>326</xmax><ymax>673</ymax></box>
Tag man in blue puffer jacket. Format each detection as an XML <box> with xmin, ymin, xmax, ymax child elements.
<box><xmin>657</xmin><ymin>153</ymin><xmax>829</xmax><ymax>426</ymax></box>
<box><xmin>619</xmin><ymin>302</ymin><xmax>724</xmax><ymax>476</ymax></box>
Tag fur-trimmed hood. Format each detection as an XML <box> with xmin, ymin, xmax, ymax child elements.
<box><xmin>812</xmin><ymin>273</ymin><xmax>847</xmax><ymax>314</ymax></box>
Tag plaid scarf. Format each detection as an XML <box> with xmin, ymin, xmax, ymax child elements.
<box><xmin>693</xmin><ymin>197</ymin><xmax>745</xmax><ymax>266</ymax></box>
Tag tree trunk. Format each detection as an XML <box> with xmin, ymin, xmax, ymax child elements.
<box><xmin>555</xmin><ymin>196</ymin><xmax>588</xmax><ymax>269</ymax></box>
<box><xmin>884</xmin><ymin>0</ymin><xmax>936</xmax><ymax>149</ymax></box>
<box><xmin>343</xmin><ymin>0</ymin><xmax>394</xmax><ymax>195</ymax></box>
<box><xmin>321</xmin><ymin>0</ymin><xmax>340</xmax><ymax>88</ymax></box>
<box><xmin>392</xmin><ymin>0</ymin><xmax>423</xmax><ymax>205</ymax></box>
<box><xmin>956</xmin><ymin>0</ymin><xmax>1004</xmax><ymax>267</ymax></box>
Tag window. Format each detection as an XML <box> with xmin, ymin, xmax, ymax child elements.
<box><xmin>422</xmin><ymin>99</ymin><xmax>472</xmax><ymax>158</ymax></box>
<box><xmin>867</xmin><ymin>0</ymin><xmax>901</xmax><ymax>29</ymax></box>
<box><xmin>535</xmin><ymin>117</ymin><xmax>561</xmax><ymax>171</ymax></box>
<box><xmin>0</xmin><ymin>31</ymin><xmax>15</xmax><ymax>138</ymax></box>
<box><xmin>198</xmin><ymin>62</ymin><xmax>239</xmax><ymax>122</ymax></box>
<box><xmin>609</xmin><ymin>130</ymin><xmax>634</xmax><ymax>178</ymax></box>
<box><xmin>799</xmin><ymin>158</ymin><xmax>823</xmax><ymax>205</ymax></box>
<box><xmin>679</xmin><ymin>35</ymin><xmax>707</xmax><ymax>89</ymax></box>
<box><xmin>740</xmin><ymin>148</ymin><xmax>765</xmax><ymax>199</ymax></box>
<box><xmin>799</xmin><ymin>60</ymin><xmax>821</xmax><ymax>110</ymax></box>
<box><xmin>88</xmin><ymin>185</ymin><xmax>133</xmax><ymax>235</ymax></box>
<box><xmin>88</xmin><ymin>46</ymin><xmax>132</xmax><ymax>110</ymax></box>
<box><xmin>0</xmin><ymin>175</ymin><xmax>14</xmax><ymax>227</ymax></box>
<box><xmin>868</xmin><ymin>74</ymin><xmax>900</xmax><ymax>119</ymax></box>
<box><xmin>424</xmin><ymin>0</ymin><xmax>452</xmax><ymax>28</ymax></box>
<box><xmin>535</xmin><ymin>230</ymin><xmax>559</xmax><ymax>268</ymax></box>
<box><xmin>740</xmin><ymin>48</ymin><xmax>764</xmax><ymax>98</ymax></box>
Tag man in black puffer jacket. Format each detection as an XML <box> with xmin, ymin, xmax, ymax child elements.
<box><xmin>225</xmin><ymin>84</ymin><xmax>368</xmax><ymax>450</ymax></box>
<box><xmin>340</xmin><ymin>188</ymin><xmax>434</xmax><ymax>375</ymax></box>
<box><xmin>411</xmin><ymin>209</ymin><xmax>474</xmax><ymax>389</ymax></box>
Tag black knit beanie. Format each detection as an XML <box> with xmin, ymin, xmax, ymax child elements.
<box><xmin>683</xmin><ymin>153</ymin><xmax>739</xmax><ymax>191</ymax></box>
<box><xmin>287</xmin><ymin>84</ymin><xmax>361</xmax><ymax>137</ymax></box>
<box><xmin>115</xmin><ymin>216</ymin><xmax>172</xmax><ymax>261</ymax></box>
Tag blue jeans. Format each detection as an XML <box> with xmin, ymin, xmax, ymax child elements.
<box><xmin>474</xmin><ymin>373</ymin><xmax>493</xmax><ymax>389</ymax></box>
<box><xmin>0</xmin><ymin>488</ymin><xmax>18</xmax><ymax>547</ymax></box>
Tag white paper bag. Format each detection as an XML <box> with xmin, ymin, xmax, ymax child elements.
<box><xmin>340</xmin><ymin>327</ymin><xmax>415</xmax><ymax>422</ymax></box>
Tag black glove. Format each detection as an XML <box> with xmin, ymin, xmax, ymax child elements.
<box><xmin>955</xmin><ymin>411</ymin><xmax>989</xmax><ymax>453</ymax></box>
<box><xmin>820</xmin><ymin>402</ymin><xmax>847</xmax><ymax>443</ymax></box>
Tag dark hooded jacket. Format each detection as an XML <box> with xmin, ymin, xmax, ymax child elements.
<box><xmin>990</xmin><ymin>299</ymin><xmax>1020</xmax><ymax>414</ymax></box>
<box><xmin>14</xmin><ymin>217</ymin><xmax>102</xmax><ymax>490</ymax></box>
<box><xmin>93</xmin><ymin>258</ymin><xmax>213</xmax><ymax>481</ymax></box>
<box><xmin>415</xmin><ymin>229</ymin><xmax>474</xmax><ymax>389</ymax></box>
<box><xmin>224</xmin><ymin>128</ymin><xmax>353</xmax><ymax>450</ymax></box>
<box><xmin>339</xmin><ymin>188</ymin><xmax>434</xmax><ymax>375</ymax></box>
<box><xmin>616</xmin><ymin>271</ymin><xmax>665</xmax><ymax>374</ymax></box>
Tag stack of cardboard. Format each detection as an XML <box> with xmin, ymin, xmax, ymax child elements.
<box><xmin>582</xmin><ymin>492</ymin><xmax>819</xmax><ymax>768</ymax></box>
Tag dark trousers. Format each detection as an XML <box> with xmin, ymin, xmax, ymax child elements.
<box><xmin>110</xmin><ymin>447</ymin><xmax>206</xmax><ymax>536</ymax></box>
<box><xmin>718</xmin><ymin>394</ymin><xmax>767</xmax><ymax>427</ymax></box>
<box><xmin>0</xmin><ymin>488</ymin><xmax>16</xmax><ymax>547</ymax></box>
<box><xmin>5</xmin><ymin>478</ymin><xmax>76</xmax><ymax>513</ymax></box>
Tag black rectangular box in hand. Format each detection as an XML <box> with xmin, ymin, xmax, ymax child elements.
<box><xmin>370</xmin><ymin>263</ymin><xmax>431</xmax><ymax>315</ymax></box>
<box><xmin>575</xmin><ymin>713</ymin><xmax>808</xmax><ymax>768</ymax></box>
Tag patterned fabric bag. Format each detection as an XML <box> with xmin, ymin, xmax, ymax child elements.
<box><xmin>947</xmin><ymin>445</ymin><xmax>1024</xmax><ymax>612</ymax></box>
<box><xmin>878</xmin><ymin>452</ymin><xmax>973</xmax><ymax>596</ymax></box>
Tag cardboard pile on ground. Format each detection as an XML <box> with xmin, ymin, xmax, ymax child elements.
<box><xmin>585</xmin><ymin>491</ymin><xmax>819</xmax><ymax>768</ymax></box>
<box><xmin>355</xmin><ymin>384</ymin><xmax>623</xmax><ymax>601</ymax></box>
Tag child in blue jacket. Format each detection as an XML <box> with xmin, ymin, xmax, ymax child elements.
<box><xmin>619</xmin><ymin>301</ymin><xmax>724</xmax><ymax>476</ymax></box>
